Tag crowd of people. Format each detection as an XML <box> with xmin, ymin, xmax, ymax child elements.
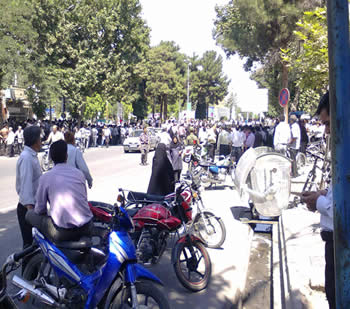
<box><xmin>4</xmin><ymin>92</ymin><xmax>334</xmax><ymax>308</ymax></box>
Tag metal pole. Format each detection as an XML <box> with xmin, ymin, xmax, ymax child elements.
<box><xmin>187</xmin><ymin>62</ymin><xmax>190</xmax><ymax>106</ymax></box>
<box><xmin>327</xmin><ymin>0</ymin><xmax>350</xmax><ymax>307</ymax></box>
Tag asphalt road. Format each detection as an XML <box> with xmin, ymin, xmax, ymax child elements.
<box><xmin>0</xmin><ymin>146</ymin><xmax>254</xmax><ymax>308</ymax></box>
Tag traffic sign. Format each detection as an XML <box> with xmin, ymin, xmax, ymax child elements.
<box><xmin>279</xmin><ymin>88</ymin><xmax>290</xmax><ymax>107</ymax></box>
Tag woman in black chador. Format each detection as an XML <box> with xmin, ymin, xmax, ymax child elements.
<box><xmin>147</xmin><ymin>143</ymin><xmax>175</xmax><ymax>196</ymax></box>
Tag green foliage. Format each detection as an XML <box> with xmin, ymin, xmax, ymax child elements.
<box><xmin>280</xmin><ymin>7</ymin><xmax>328</xmax><ymax>112</ymax></box>
<box><xmin>30</xmin><ymin>0</ymin><xmax>150</xmax><ymax>120</ymax></box>
<box><xmin>190</xmin><ymin>51</ymin><xmax>229</xmax><ymax>119</ymax></box>
<box><xmin>84</xmin><ymin>94</ymin><xmax>107</xmax><ymax>120</ymax></box>
<box><xmin>145</xmin><ymin>41</ymin><xmax>186</xmax><ymax>121</ymax></box>
<box><xmin>214</xmin><ymin>0</ymin><xmax>325</xmax><ymax>116</ymax></box>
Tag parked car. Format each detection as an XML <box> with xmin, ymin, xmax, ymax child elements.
<box><xmin>123</xmin><ymin>129</ymin><xmax>159</xmax><ymax>153</ymax></box>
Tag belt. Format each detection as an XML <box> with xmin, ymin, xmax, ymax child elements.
<box><xmin>321</xmin><ymin>230</ymin><xmax>333</xmax><ymax>242</ymax></box>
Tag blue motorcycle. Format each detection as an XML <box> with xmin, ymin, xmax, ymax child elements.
<box><xmin>0</xmin><ymin>206</ymin><xmax>169</xmax><ymax>308</ymax></box>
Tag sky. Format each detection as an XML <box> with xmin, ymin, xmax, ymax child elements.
<box><xmin>139</xmin><ymin>0</ymin><xmax>268</xmax><ymax>113</ymax></box>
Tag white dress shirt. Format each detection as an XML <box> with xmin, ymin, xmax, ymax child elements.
<box><xmin>274</xmin><ymin>122</ymin><xmax>291</xmax><ymax>148</ymax></box>
<box><xmin>16</xmin><ymin>146</ymin><xmax>42</xmax><ymax>205</ymax></box>
<box><xmin>231</xmin><ymin>128</ymin><xmax>243</xmax><ymax>147</ymax></box>
<box><xmin>317</xmin><ymin>185</ymin><xmax>333</xmax><ymax>232</ymax></box>
<box><xmin>290</xmin><ymin>122</ymin><xmax>301</xmax><ymax>150</ymax></box>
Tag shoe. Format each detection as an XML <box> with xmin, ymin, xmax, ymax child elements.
<box><xmin>140</xmin><ymin>163</ymin><xmax>144</xmax><ymax>166</ymax></box>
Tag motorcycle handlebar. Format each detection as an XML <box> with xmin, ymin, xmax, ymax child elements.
<box><xmin>13</xmin><ymin>245</ymin><xmax>37</xmax><ymax>263</ymax></box>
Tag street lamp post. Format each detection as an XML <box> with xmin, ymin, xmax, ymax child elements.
<box><xmin>187</xmin><ymin>62</ymin><xmax>190</xmax><ymax>108</ymax></box>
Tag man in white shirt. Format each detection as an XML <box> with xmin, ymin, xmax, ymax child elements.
<box><xmin>273</xmin><ymin>116</ymin><xmax>291</xmax><ymax>154</ymax></box>
<box><xmin>159</xmin><ymin>125</ymin><xmax>171</xmax><ymax>146</ymax></box>
<box><xmin>15</xmin><ymin>126</ymin><xmax>24</xmax><ymax>152</ymax></box>
<box><xmin>102</xmin><ymin>125</ymin><xmax>111</xmax><ymax>147</ymax></box>
<box><xmin>290</xmin><ymin>115</ymin><xmax>301</xmax><ymax>177</ymax></box>
<box><xmin>231</xmin><ymin>125</ymin><xmax>243</xmax><ymax>162</ymax></box>
<box><xmin>6</xmin><ymin>127</ymin><xmax>15</xmax><ymax>157</ymax></box>
<box><xmin>46</xmin><ymin>125</ymin><xmax>64</xmax><ymax>144</ymax></box>
<box><xmin>302</xmin><ymin>92</ymin><xmax>334</xmax><ymax>309</ymax></box>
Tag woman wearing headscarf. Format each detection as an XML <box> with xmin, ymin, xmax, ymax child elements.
<box><xmin>169</xmin><ymin>135</ymin><xmax>184</xmax><ymax>182</ymax></box>
<box><xmin>147</xmin><ymin>143</ymin><xmax>175</xmax><ymax>196</ymax></box>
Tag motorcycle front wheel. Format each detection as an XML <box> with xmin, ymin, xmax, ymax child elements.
<box><xmin>194</xmin><ymin>211</ymin><xmax>226</xmax><ymax>249</ymax></box>
<box><xmin>173</xmin><ymin>239</ymin><xmax>211</xmax><ymax>292</ymax></box>
<box><xmin>110</xmin><ymin>281</ymin><xmax>170</xmax><ymax>309</ymax></box>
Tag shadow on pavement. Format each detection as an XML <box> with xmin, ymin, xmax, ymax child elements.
<box><xmin>0</xmin><ymin>208</ymin><xmax>22</xmax><ymax>265</ymax></box>
<box><xmin>149</xmin><ymin>246</ymin><xmax>237</xmax><ymax>309</ymax></box>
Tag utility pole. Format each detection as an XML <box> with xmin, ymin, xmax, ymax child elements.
<box><xmin>327</xmin><ymin>0</ymin><xmax>350</xmax><ymax>307</ymax></box>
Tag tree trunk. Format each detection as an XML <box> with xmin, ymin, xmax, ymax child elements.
<box><xmin>160</xmin><ymin>99</ymin><xmax>163</xmax><ymax>122</ymax></box>
<box><xmin>164</xmin><ymin>95</ymin><xmax>167</xmax><ymax>120</ymax></box>
<box><xmin>282</xmin><ymin>62</ymin><xmax>289</xmax><ymax>123</ymax></box>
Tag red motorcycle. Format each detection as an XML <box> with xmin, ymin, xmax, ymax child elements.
<box><xmin>89</xmin><ymin>184</ymin><xmax>212</xmax><ymax>292</ymax></box>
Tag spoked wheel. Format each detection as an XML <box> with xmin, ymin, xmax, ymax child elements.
<box><xmin>193</xmin><ymin>211</ymin><xmax>226</xmax><ymax>249</ymax></box>
<box><xmin>110</xmin><ymin>281</ymin><xmax>170</xmax><ymax>309</ymax></box>
<box><xmin>173</xmin><ymin>238</ymin><xmax>211</xmax><ymax>292</ymax></box>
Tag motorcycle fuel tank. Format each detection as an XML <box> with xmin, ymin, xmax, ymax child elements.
<box><xmin>133</xmin><ymin>204</ymin><xmax>181</xmax><ymax>230</ymax></box>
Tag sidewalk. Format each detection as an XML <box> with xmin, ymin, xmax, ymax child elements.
<box><xmin>272</xmin><ymin>166</ymin><xmax>329</xmax><ymax>309</ymax></box>
<box><xmin>277</xmin><ymin>207</ymin><xmax>328</xmax><ymax>309</ymax></box>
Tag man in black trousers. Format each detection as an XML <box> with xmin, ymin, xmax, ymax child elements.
<box><xmin>16</xmin><ymin>126</ymin><xmax>42</xmax><ymax>249</ymax></box>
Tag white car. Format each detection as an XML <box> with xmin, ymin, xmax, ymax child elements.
<box><xmin>123</xmin><ymin>129</ymin><xmax>159</xmax><ymax>153</ymax></box>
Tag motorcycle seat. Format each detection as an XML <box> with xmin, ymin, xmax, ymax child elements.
<box><xmin>53</xmin><ymin>237</ymin><xmax>93</xmax><ymax>250</ymax></box>
<box><xmin>127</xmin><ymin>191</ymin><xmax>165</xmax><ymax>203</ymax></box>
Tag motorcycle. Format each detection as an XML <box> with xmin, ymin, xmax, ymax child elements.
<box><xmin>0</xmin><ymin>205</ymin><xmax>169</xmax><ymax>309</ymax></box>
<box><xmin>199</xmin><ymin>155</ymin><xmax>236</xmax><ymax>189</ymax></box>
<box><xmin>90</xmin><ymin>184</ymin><xmax>212</xmax><ymax>292</ymax></box>
<box><xmin>100</xmin><ymin>172</ymin><xmax>226</xmax><ymax>249</ymax></box>
<box><xmin>40</xmin><ymin>144</ymin><xmax>53</xmax><ymax>172</ymax></box>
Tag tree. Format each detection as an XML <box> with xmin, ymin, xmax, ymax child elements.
<box><xmin>145</xmin><ymin>41</ymin><xmax>186</xmax><ymax>121</ymax></box>
<box><xmin>225</xmin><ymin>92</ymin><xmax>239</xmax><ymax>120</ymax></box>
<box><xmin>213</xmin><ymin>0</ymin><xmax>325</xmax><ymax>116</ymax></box>
<box><xmin>30</xmin><ymin>0</ymin><xmax>150</xmax><ymax>122</ymax></box>
<box><xmin>190</xmin><ymin>51</ymin><xmax>229</xmax><ymax>119</ymax></box>
<box><xmin>280</xmin><ymin>7</ymin><xmax>328</xmax><ymax>113</ymax></box>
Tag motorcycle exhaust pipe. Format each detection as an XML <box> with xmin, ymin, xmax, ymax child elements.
<box><xmin>12</xmin><ymin>275</ymin><xmax>57</xmax><ymax>306</ymax></box>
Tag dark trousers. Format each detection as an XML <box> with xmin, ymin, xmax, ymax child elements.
<box><xmin>289</xmin><ymin>148</ymin><xmax>298</xmax><ymax>177</ymax></box>
<box><xmin>25</xmin><ymin>210</ymin><xmax>92</xmax><ymax>242</ymax></box>
<box><xmin>231</xmin><ymin>146</ymin><xmax>242</xmax><ymax>163</ymax></box>
<box><xmin>321</xmin><ymin>231</ymin><xmax>335</xmax><ymax>309</ymax></box>
<box><xmin>219</xmin><ymin>144</ymin><xmax>230</xmax><ymax>157</ymax></box>
<box><xmin>208</xmin><ymin>143</ymin><xmax>215</xmax><ymax>161</ymax></box>
<box><xmin>17</xmin><ymin>203</ymin><xmax>33</xmax><ymax>249</ymax></box>
<box><xmin>174</xmin><ymin>170</ymin><xmax>182</xmax><ymax>182</ymax></box>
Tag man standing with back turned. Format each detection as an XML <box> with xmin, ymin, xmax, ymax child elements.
<box><xmin>16</xmin><ymin>126</ymin><xmax>42</xmax><ymax>249</ymax></box>
<box><xmin>302</xmin><ymin>92</ymin><xmax>334</xmax><ymax>309</ymax></box>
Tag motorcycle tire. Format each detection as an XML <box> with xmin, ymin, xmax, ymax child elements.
<box><xmin>194</xmin><ymin>211</ymin><xmax>226</xmax><ymax>249</ymax></box>
<box><xmin>110</xmin><ymin>280</ymin><xmax>170</xmax><ymax>309</ymax></box>
<box><xmin>22</xmin><ymin>253</ymin><xmax>47</xmax><ymax>308</ymax></box>
<box><xmin>173</xmin><ymin>239</ymin><xmax>211</xmax><ymax>292</ymax></box>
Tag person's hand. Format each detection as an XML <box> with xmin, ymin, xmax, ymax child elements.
<box><xmin>301</xmin><ymin>191</ymin><xmax>321</xmax><ymax>212</ymax></box>
<box><xmin>88</xmin><ymin>181</ymin><xmax>93</xmax><ymax>189</ymax></box>
<box><xmin>25</xmin><ymin>204</ymin><xmax>34</xmax><ymax>210</ymax></box>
